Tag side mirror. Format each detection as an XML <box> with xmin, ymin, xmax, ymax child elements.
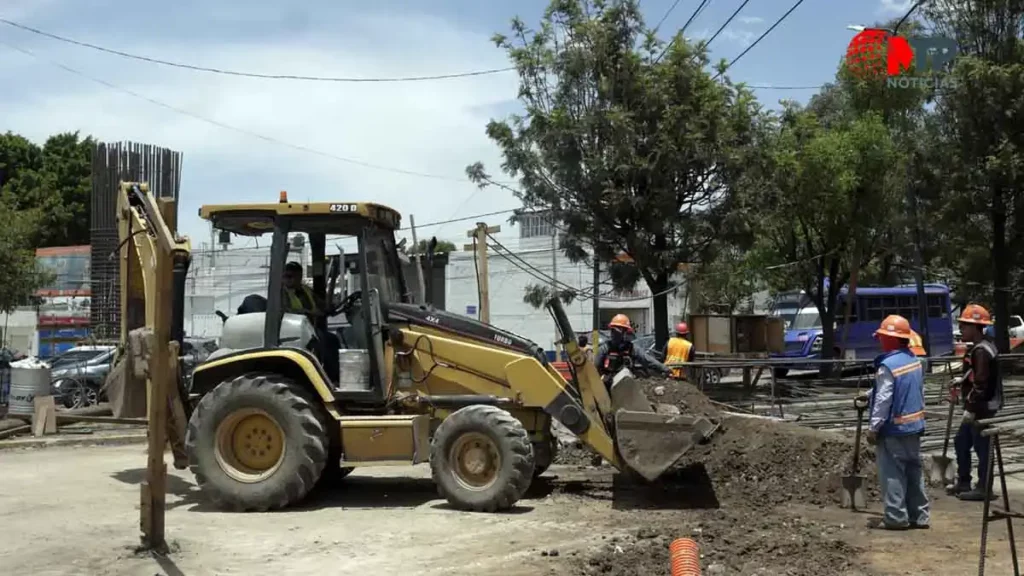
<box><xmin>215</xmin><ymin>310</ymin><xmax>228</xmax><ymax>324</ymax></box>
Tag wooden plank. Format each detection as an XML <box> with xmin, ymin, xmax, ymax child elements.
<box><xmin>32</xmin><ymin>396</ymin><xmax>57</xmax><ymax>437</ymax></box>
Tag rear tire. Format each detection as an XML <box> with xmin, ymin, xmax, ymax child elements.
<box><xmin>185</xmin><ymin>372</ymin><xmax>328</xmax><ymax>511</ymax></box>
<box><xmin>430</xmin><ymin>405</ymin><xmax>535</xmax><ymax>512</ymax></box>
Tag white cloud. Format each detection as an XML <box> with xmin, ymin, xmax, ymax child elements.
<box><xmin>737</xmin><ymin>16</ymin><xmax>764</xmax><ymax>25</ymax></box>
<box><xmin>720</xmin><ymin>28</ymin><xmax>757</xmax><ymax>48</ymax></box>
<box><xmin>879</xmin><ymin>0</ymin><xmax>915</xmax><ymax>14</ymax></box>
<box><xmin>0</xmin><ymin>7</ymin><xmax>524</xmax><ymax>245</ymax></box>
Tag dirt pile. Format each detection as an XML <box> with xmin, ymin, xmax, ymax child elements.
<box><xmin>575</xmin><ymin>510</ymin><xmax>868</xmax><ymax>576</ymax></box>
<box><xmin>560</xmin><ymin>378</ymin><xmax>881</xmax><ymax>576</ymax></box>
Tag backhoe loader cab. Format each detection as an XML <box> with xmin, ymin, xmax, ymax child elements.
<box><xmin>186</xmin><ymin>193</ymin><xmax>720</xmax><ymax>514</ymax></box>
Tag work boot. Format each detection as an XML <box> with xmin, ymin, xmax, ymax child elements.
<box><xmin>958</xmin><ymin>489</ymin><xmax>997</xmax><ymax>502</ymax></box>
<box><xmin>946</xmin><ymin>481</ymin><xmax>970</xmax><ymax>496</ymax></box>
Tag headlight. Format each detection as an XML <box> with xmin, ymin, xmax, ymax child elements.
<box><xmin>811</xmin><ymin>336</ymin><xmax>823</xmax><ymax>352</ymax></box>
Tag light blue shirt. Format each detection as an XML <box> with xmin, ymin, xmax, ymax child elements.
<box><xmin>869</xmin><ymin>366</ymin><xmax>895</xmax><ymax>433</ymax></box>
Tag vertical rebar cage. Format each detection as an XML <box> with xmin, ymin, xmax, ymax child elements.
<box><xmin>90</xmin><ymin>142</ymin><xmax>183</xmax><ymax>341</ymax></box>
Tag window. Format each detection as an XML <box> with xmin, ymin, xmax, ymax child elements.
<box><xmin>926</xmin><ymin>294</ymin><xmax>948</xmax><ymax>318</ymax></box>
<box><xmin>518</xmin><ymin>213</ymin><xmax>555</xmax><ymax>239</ymax></box>
<box><xmin>363</xmin><ymin>228</ymin><xmax>404</xmax><ymax>304</ymax></box>
<box><xmin>864</xmin><ymin>297</ymin><xmax>885</xmax><ymax>321</ymax></box>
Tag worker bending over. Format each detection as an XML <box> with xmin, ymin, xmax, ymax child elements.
<box><xmin>664</xmin><ymin>322</ymin><xmax>695</xmax><ymax>379</ymax></box>
<box><xmin>866</xmin><ymin>314</ymin><xmax>930</xmax><ymax>530</ymax></box>
<box><xmin>594</xmin><ymin>314</ymin><xmax>670</xmax><ymax>379</ymax></box>
<box><xmin>950</xmin><ymin>304</ymin><xmax>1004</xmax><ymax>501</ymax></box>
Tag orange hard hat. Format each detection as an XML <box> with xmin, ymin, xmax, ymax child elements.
<box><xmin>609</xmin><ymin>314</ymin><xmax>633</xmax><ymax>332</ymax></box>
<box><xmin>875</xmin><ymin>314</ymin><xmax>913</xmax><ymax>340</ymax></box>
<box><xmin>675</xmin><ymin>322</ymin><xmax>689</xmax><ymax>334</ymax></box>
<box><xmin>958</xmin><ymin>304</ymin><xmax>993</xmax><ymax>326</ymax></box>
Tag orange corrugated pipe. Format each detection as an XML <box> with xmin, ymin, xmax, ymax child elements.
<box><xmin>670</xmin><ymin>537</ymin><xmax>701</xmax><ymax>576</ymax></box>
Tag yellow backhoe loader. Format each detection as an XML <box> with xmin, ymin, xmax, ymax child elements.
<box><xmin>170</xmin><ymin>192</ymin><xmax>720</xmax><ymax>512</ymax></box>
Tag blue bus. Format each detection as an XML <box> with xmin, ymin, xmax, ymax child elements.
<box><xmin>770</xmin><ymin>283</ymin><xmax>955</xmax><ymax>375</ymax></box>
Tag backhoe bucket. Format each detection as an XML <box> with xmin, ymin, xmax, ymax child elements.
<box><xmin>608</xmin><ymin>370</ymin><xmax>721</xmax><ymax>482</ymax></box>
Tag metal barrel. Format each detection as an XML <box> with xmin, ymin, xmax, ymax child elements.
<box><xmin>7</xmin><ymin>364</ymin><xmax>53</xmax><ymax>417</ymax></box>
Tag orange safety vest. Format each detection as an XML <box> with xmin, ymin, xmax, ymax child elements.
<box><xmin>665</xmin><ymin>337</ymin><xmax>693</xmax><ymax>379</ymax></box>
<box><xmin>908</xmin><ymin>330</ymin><xmax>925</xmax><ymax>357</ymax></box>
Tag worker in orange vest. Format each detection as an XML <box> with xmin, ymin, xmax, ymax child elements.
<box><xmin>664</xmin><ymin>322</ymin><xmax>695</xmax><ymax>379</ymax></box>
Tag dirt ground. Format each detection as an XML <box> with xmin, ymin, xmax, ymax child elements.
<box><xmin>0</xmin><ymin>379</ymin><xmax>1021</xmax><ymax>576</ymax></box>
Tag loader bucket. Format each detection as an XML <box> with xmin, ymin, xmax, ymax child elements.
<box><xmin>608</xmin><ymin>370</ymin><xmax>721</xmax><ymax>482</ymax></box>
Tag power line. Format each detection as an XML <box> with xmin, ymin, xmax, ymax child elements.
<box><xmin>0</xmin><ymin>40</ymin><xmax>483</xmax><ymax>184</ymax></box>
<box><xmin>655</xmin><ymin>0</ymin><xmax>712</xmax><ymax>61</ymax></box>
<box><xmin>713</xmin><ymin>0</ymin><xmax>808</xmax><ymax>80</ymax></box>
<box><xmin>653</xmin><ymin>0</ymin><xmax>687</xmax><ymax>33</ymax></box>
<box><xmin>705</xmin><ymin>0</ymin><xmax>754</xmax><ymax>47</ymax></box>
<box><xmin>0</xmin><ymin>18</ymin><xmax>514</xmax><ymax>83</ymax></box>
<box><xmin>893</xmin><ymin>0</ymin><xmax>929</xmax><ymax>33</ymax></box>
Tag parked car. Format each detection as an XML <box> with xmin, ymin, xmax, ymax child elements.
<box><xmin>49</xmin><ymin>345</ymin><xmax>116</xmax><ymax>408</ymax></box>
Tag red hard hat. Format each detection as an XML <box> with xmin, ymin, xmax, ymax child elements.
<box><xmin>675</xmin><ymin>322</ymin><xmax>689</xmax><ymax>335</ymax></box>
<box><xmin>609</xmin><ymin>314</ymin><xmax>633</xmax><ymax>332</ymax></box>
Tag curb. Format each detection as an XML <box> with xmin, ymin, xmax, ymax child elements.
<box><xmin>0</xmin><ymin>432</ymin><xmax>148</xmax><ymax>451</ymax></box>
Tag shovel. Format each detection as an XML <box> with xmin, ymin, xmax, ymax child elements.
<box><xmin>929</xmin><ymin>371</ymin><xmax>968</xmax><ymax>485</ymax></box>
<box><xmin>842</xmin><ymin>395</ymin><xmax>869</xmax><ymax>511</ymax></box>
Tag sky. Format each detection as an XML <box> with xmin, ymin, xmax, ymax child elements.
<box><xmin>0</xmin><ymin>0</ymin><xmax>914</xmax><ymax>249</ymax></box>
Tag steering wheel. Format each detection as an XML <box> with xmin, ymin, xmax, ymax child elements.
<box><xmin>326</xmin><ymin>290</ymin><xmax>362</xmax><ymax>318</ymax></box>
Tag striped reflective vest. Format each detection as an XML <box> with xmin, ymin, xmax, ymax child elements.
<box><xmin>665</xmin><ymin>337</ymin><xmax>693</xmax><ymax>379</ymax></box>
<box><xmin>284</xmin><ymin>285</ymin><xmax>318</xmax><ymax>314</ymax></box>
<box><xmin>871</xmin><ymin>349</ymin><xmax>926</xmax><ymax>436</ymax></box>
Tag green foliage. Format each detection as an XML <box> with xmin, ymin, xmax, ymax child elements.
<box><xmin>0</xmin><ymin>130</ymin><xmax>93</xmax><ymax>248</ymax></box>
<box><xmin>402</xmin><ymin>238</ymin><xmax>457</xmax><ymax>255</ymax></box>
<box><xmin>0</xmin><ymin>202</ymin><xmax>53</xmax><ymax>313</ymax></box>
<box><xmin>739</xmin><ymin>106</ymin><xmax>904</xmax><ymax>358</ymax></box>
<box><xmin>468</xmin><ymin>0</ymin><xmax>764</xmax><ymax>347</ymax></box>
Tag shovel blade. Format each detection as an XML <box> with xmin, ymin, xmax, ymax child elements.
<box><xmin>929</xmin><ymin>454</ymin><xmax>954</xmax><ymax>486</ymax></box>
<box><xmin>841</xmin><ymin>475</ymin><xmax>867</xmax><ymax>510</ymax></box>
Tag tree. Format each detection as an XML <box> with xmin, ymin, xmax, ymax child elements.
<box><xmin>0</xmin><ymin>202</ymin><xmax>52</xmax><ymax>313</ymax></box>
<box><xmin>743</xmin><ymin>107</ymin><xmax>903</xmax><ymax>364</ymax></box>
<box><xmin>402</xmin><ymin>238</ymin><xmax>456</xmax><ymax>255</ymax></box>
<box><xmin>920</xmin><ymin>0</ymin><xmax>1024</xmax><ymax>349</ymax></box>
<box><xmin>468</xmin><ymin>0</ymin><xmax>763</xmax><ymax>348</ymax></box>
<box><xmin>0</xmin><ymin>131</ymin><xmax>93</xmax><ymax>248</ymax></box>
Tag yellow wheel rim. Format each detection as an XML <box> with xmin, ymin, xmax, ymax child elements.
<box><xmin>214</xmin><ymin>408</ymin><xmax>286</xmax><ymax>483</ymax></box>
<box><xmin>449</xmin><ymin>432</ymin><xmax>501</xmax><ymax>491</ymax></box>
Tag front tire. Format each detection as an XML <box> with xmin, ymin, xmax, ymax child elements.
<box><xmin>430</xmin><ymin>405</ymin><xmax>535</xmax><ymax>512</ymax></box>
<box><xmin>185</xmin><ymin>372</ymin><xmax>328</xmax><ymax>511</ymax></box>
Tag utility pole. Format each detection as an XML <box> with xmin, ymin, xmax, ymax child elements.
<box><xmin>551</xmin><ymin>227</ymin><xmax>559</xmax><ymax>352</ymax></box>
<box><xmin>464</xmin><ymin>222</ymin><xmax>500</xmax><ymax>324</ymax></box>
<box><xmin>409</xmin><ymin>215</ymin><xmax>427</xmax><ymax>304</ymax></box>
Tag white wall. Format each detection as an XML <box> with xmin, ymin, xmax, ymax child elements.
<box><xmin>0</xmin><ymin>309</ymin><xmax>39</xmax><ymax>356</ymax></box>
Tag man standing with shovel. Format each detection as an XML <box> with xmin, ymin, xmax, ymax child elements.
<box><xmin>865</xmin><ymin>315</ymin><xmax>930</xmax><ymax>530</ymax></box>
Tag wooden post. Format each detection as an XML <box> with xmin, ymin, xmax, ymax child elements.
<box><xmin>409</xmin><ymin>215</ymin><xmax>427</xmax><ymax>304</ymax></box>
<box><xmin>464</xmin><ymin>222</ymin><xmax>500</xmax><ymax>324</ymax></box>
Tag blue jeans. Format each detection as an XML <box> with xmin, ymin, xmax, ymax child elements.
<box><xmin>954</xmin><ymin>421</ymin><xmax>991</xmax><ymax>489</ymax></box>
<box><xmin>876</xmin><ymin>433</ymin><xmax>930</xmax><ymax>527</ymax></box>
